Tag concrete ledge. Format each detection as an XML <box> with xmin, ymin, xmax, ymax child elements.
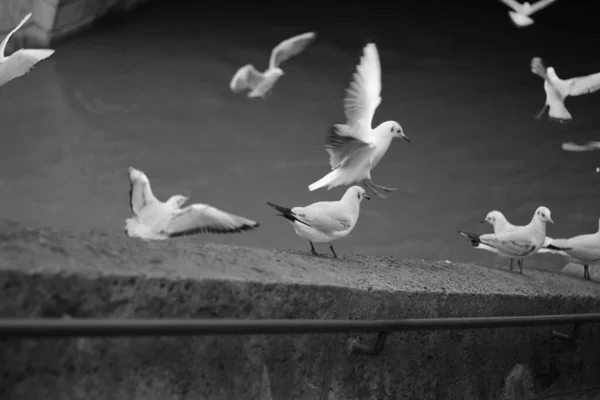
<box><xmin>1</xmin><ymin>219</ymin><xmax>600</xmax><ymax>399</ymax></box>
<box><xmin>562</xmin><ymin>262</ymin><xmax>600</xmax><ymax>281</ymax></box>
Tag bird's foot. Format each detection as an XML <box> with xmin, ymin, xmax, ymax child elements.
<box><xmin>362</xmin><ymin>181</ymin><xmax>388</xmax><ymax>199</ymax></box>
<box><xmin>371</xmin><ymin>183</ymin><xmax>399</xmax><ymax>192</ymax></box>
<box><xmin>329</xmin><ymin>245</ymin><xmax>338</xmax><ymax>258</ymax></box>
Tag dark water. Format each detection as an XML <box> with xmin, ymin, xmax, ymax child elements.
<box><xmin>1</xmin><ymin>0</ymin><xmax>600</xmax><ymax>271</ymax></box>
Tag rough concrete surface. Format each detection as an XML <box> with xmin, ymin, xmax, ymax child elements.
<box><xmin>1</xmin><ymin>219</ymin><xmax>600</xmax><ymax>400</ymax></box>
<box><xmin>562</xmin><ymin>263</ymin><xmax>600</xmax><ymax>282</ymax></box>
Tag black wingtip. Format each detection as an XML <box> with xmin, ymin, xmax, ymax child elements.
<box><xmin>167</xmin><ymin>221</ymin><xmax>261</xmax><ymax>238</ymax></box>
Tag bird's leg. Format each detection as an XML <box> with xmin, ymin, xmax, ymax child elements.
<box><xmin>509</xmin><ymin>258</ymin><xmax>514</xmax><ymax>271</ymax></box>
<box><xmin>362</xmin><ymin>180</ymin><xmax>387</xmax><ymax>199</ymax></box>
<box><xmin>518</xmin><ymin>259</ymin><xmax>523</xmax><ymax>274</ymax></box>
<box><xmin>366</xmin><ymin>178</ymin><xmax>398</xmax><ymax>192</ymax></box>
<box><xmin>535</xmin><ymin>104</ymin><xmax>548</xmax><ymax>120</ymax></box>
<box><xmin>329</xmin><ymin>245</ymin><xmax>338</xmax><ymax>258</ymax></box>
<box><xmin>309</xmin><ymin>241</ymin><xmax>319</xmax><ymax>256</ymax></box>
<box><xmin>584</xmin><ymin>264</ymin><xmax>590</xmax><ymax>280</ymax></box>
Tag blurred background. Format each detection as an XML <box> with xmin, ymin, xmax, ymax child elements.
<box><xmin>1</xmin><ymin>0</ymin><xmax>599</xmax><ymax>272</ymax></box>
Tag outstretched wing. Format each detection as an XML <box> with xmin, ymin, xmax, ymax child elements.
<box><xmin>530</xmin><ymin>57</ymin><xmax>547</xmax><ymax>79</ymax></box>
<box><xmin>343</xmin><ymin>43</ymin><xmax>382</xmax><ymax>137</ymax></box>
<box><xmin>268</xmin><ymin>32</ymin><xmax>316</xmax><ymax>70</ymax></box>
<box><xmin>528</xmin><ymin>0</ymin><xmax>558</xmax><ymax>14</ymax></box>
<box><xmin>0</xmin><ymin>12</ymin><xmax>32</xmax><ymax>59</ymax></box>
<box><xmin>499</xmin><ymin>0</ymin><xmax>523</xmax><ymax>12</ymax></box>
<box><xmin>229</xmin><ymin>64</ymin><xmax>264</xmax><ymax>92</ymax></box>
<box><xmin>165</xmin><ymin>204</ymin><xmax>260</xmax><ymax>237</ymax></box>
<box><xmin>568</xmin><ymin>72</ymin><xmax>600</xmax><ymax>97</ymax></box>
<box><xmin>325</xmin><ymin>124</ymin><xmax>375</xmax><ymax>170</ymax></box>
<box><xmin>0</xmin><ymin>49</ymin><xmax>54</xmax><ymax>87</ymax></box>
<box><xmin>128</xmin><ymin>167</ymin><xmax>159</xmax><ymax>215</ymax></box>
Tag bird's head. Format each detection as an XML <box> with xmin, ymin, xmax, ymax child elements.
<box><xmin>534</xmin><ymin>206</ymin><xmax>554</xmax><ymax>224</ymax></box>
<box><xmin>346</xmin><ymin>186</ymin><xmax>370</xmax><ymax>202</ymax></box>
<box><xmin>378</xmin><ymin>121</ymin><xmax>410</xmax><ymax>143</ymax></box>
<box><xmin>269</xmin><ymin>68</ymin><xmax>284</xmax><ymax>78</ymax></box>
<box><xmin>481</xmin><ymin>210</ymin><xmax>506</xmax><ymax>226</ymax></box>
<box><xmin>166</xmin><ymin>195</ymin><xmax>189</xmax><ymax>209</ymax></box>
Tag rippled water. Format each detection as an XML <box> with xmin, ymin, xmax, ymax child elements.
<box><xmin>1</xmin><ymin>0</ymin><xmax>599</xmax><ymax>272</ymax></box>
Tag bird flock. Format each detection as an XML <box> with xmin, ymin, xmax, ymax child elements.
<box><xmin>1</xmin><ymin>3</ymin><xmax>599</xmax><ymax>281</ymax></box>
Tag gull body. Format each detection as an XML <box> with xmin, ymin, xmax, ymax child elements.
<box><xmin>0</xmin><ymin>13</ymin><xmax>55</xmax><ymax>87</ymax></box>
<box><xmin>500</xmin><ymin>0</ymin><xmax>558</xmax><ymax>27</ymax></box>
<box><xmin>229</xmin><ymin>32</ymin><xmax>316</xmax><ymax>99</ymax></box>
<box><xmin>266</xmin><ymin>186</ymin><xmax>370</xmax><ymax>258</ymax></box>
<box><xmin>458</xmin><ymin>206</ymin><xmax>556</xmax><ymax>274</ymax></box>
<box><xmin>308</xmin><ymin>43</ymin><xmax>410</xmax><ymax>199</ymax></box>
<box><xmin>561</xmin><ymin>141</ymin><xmax>600</xmax><ymax>152</ymax></box>
<box><xmin>126</xmin><ymin>167</ymin><xmax>259</xmax><ymax>240</ymax></box>
<box><xmin>531</xmin><ymin>57</ymin><xmax>600</xmax><ymax>123</ymax></box>
<box><xmin>543</xmin><ymin>218</ymin><xmax>600</xmax><ymax>280</ymax></box>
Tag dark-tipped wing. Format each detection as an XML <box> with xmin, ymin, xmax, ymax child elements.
<box><xmin>568</xmin><ymin>72</ymin><xmax>600</xmax><ymax>97</ymax></box>
<box><xmin>325</xmin><ymin>124</ymin><xmax>374</xmax><ymax>170</ymax></box>
<box><xmin>165</xmin><ymin>204</ymin><xmax>260</xmax><ymax>237</ymax></box>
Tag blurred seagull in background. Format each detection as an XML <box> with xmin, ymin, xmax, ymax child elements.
<box><xmin>308</xmin><ymin>43</ymin><xmax>410</xmax><ymax>198</ymax></box>
<box><xmin>561</xmin><ymin>141</ymin><xmax>600</xmax><ymax>152</ymax></box>
<box><xmin>229</xmin><ymin>32</ymin><xmax>316</xmax><ymax>99</ymax></box>
<box><xmin>531</xmin><ymin>57</ymin><xmax>600</xmax><ymax>123</ymax></box>
<box><xmin>267</xmin><ymin>186</ymin><xmax>370</xmax><ymax>258</ymax></box>
<box><xmin>542</xmin><ymin>218</ymin><xmax>600</xmax><ymax>280</ymax></box>
<box><xmin>499</xmin><ymin>0</ymin><xmax>558</xmax><ymax>27</ymax></box>
<box><xmin>126</xmin><ymin>167</ymin><xmax>259</xmax><ymax>240</ymax></box>
<box><xmin>0</xmin><ymin>13</ymin><xmax>55</xmax><ymax>87</ymax></box>
<box><xmin>458</xmin><ymin>206</ymin><xmax>562</xmax><ymax>274</ymax></box>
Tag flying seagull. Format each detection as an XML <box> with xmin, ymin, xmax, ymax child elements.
<box><xmin>0</xmin><ymin>13</ymin><xmax>55</xmax><ymax>87</ymax></box>
<box><xmin>458</xmin><ymin>206</ymin><xmax>560</xmax><ymax>274</ymax></box>
<box><xmin>266</xmin><ymin>186</ymin><xmax>369</xmax><ymax>258</ymax></box>
<box><xmin>229</xmin><ymin>32</ymin><xmax>316</xmax><ymax>99</ymax></box>
<box><xmin>499</xmin><ymin>0</ymin><xmax>558</xmax><ymax>27</ymax></box>
<box><xmin>531</xmin><ymin>57</ymin><xmax>600</xmax><ymax>123</ymax></box>
<box><xmin>308</xmin><ymin>43</ymin><xmax>410</xmax><ymax>199</ymax></box>
<box><xmin>125</xmin><ymin>167</ymin><xmax>259</xmax><ymax>240</ymax></box>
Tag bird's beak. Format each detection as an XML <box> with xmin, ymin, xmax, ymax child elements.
<box><xmin>399</xmin><ymin>132</ymin><xmax>411</xmax><ymax>143</ymax></box>
<box><xmin>479</xmin><ymin>220</ymin><xmax>487</xmax><ymax>224</ymax></box>
<box><xmin>548</xmin><ymin>217</ymin><xmax>554</xmax><ymax>224</ymax></box>
<box><xmin>364</xmin><ymin>195</ymin><xmax>371</xmax><ymax>200</ymax></box>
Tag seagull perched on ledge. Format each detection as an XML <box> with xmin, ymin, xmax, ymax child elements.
<box><xmin>267</xmin><ymin>186</ymin><xmax>369</xmax><ymax>258</ymax></box>
<box><xmin>125</xmin><ymin>167</ymin><xmax>259</xmax><ymax>240</ymax></box>
<box><xmin>531</xmin><ymin>57</ymin><xmax>600</xmax><ymax>123</ymax></box>
<box><xmin>308</xmin><ymin>43</ymin><xmax>410</xmax><ymax>199</ymax></box>
<box><xmin>229</xmin><ymin>32</ymin><xmax>316</xmax><ymax>99</ymax></box>
<box><xmin>0</xmin><ymin>13</ymin><xmax>55</xmax><ymax>87</ymax></box>
<box><xmin>499</xmin><ymin>0</ymin><xmax>558</xmax><ymax>27</ymax></box>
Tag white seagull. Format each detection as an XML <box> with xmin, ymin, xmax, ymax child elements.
<box><xmin>266</xmin><ymin>186</ymin><xmax>370</xmax><ymax>258</ymax></box>
<box><xmin>480</xmin><ymin>210</ymin><xmax>555</xmax><ymax>271</ymax></box>
<box><xmin>499</xmin><ymin>0</ymin><xmax>558</xmax><ymax>27</ymax></box>
<box><xmin>125</xmin><ymin>167</ymin><xmax>260</xmax><ymax>240</ymax></box>
<box><xmin>308</xmin><ymin>43</ymin><xmax>410</xmax><ymax>199</ymax></box>
<box><xmin>531</xmin><ymin>57</ymin><xmax>600</xmax><ymax>123</ymax></box>
<box><xmin>561</xmin><ymin>141</ymin><xmax>600</xmax><ymax>152</ymax></box>
<box><xmin>229</xmin><ymin>32</ymin><xmax>316</xmax><ymax>99</ymax></box>
<box><xmin>542</xmin><ymin>218</ymin><xmax>600</xmax><ymax>280</ymax></box>
<box><xmin>458</xmin><ymin>206</ymin><xmax>561</xmax><ymax>274</ymax></box>
<box><xmin>0</xmin><ymin>13</ymin><xmax>55</xmax><ymax>88</ymax></box>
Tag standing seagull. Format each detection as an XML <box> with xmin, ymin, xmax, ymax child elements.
<box><xmin>266</xmin><ymin>186</ymin><xmax>370</xmax><ymax>258</ymax></box>
<box><xmin>499</xmin><ymin>0</ymin><xmax>558</xmax><ymax>27</ymax></box>
<box><xmin>0</xmin><ymin>13</ymin><xmax>55</xmax><ymax>87</ymax></box>
<box><xmin>531</xmin><ymin>57</ymin><xmax>600</xmax><ymax>123</ymax></box>
<box><xmin>458</xmin><ymin>206</ymin><xmax>560</xmax><ymax>274</ymax></box>
<box><xmin>542</xmin><ymin>218</ymin><xmax>600</xmax><ymax>280</ymax></box>
<box><xmin>229</xmin><ymin>32</ymin><xmax>316</xmax><ymax>99</ymax></box>
<box><xmin>126</xmin><ymin>167</ymin><xmax>259</xmax><ymax>240</ymax></box>
<box><xmin>308</xmin><ymin>43</ymin><xmax>410</xmax><ymax>198</ymax></box>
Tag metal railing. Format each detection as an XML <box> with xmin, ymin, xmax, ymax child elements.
<box><xmin>1</xmin><ymin>313</ymin><xmax>599</xmax><ymax>338</ymax></box>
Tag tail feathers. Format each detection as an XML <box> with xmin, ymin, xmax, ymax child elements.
<box><xmin>308</xmin><ymin>168</ymin><xmax>344</xmax><ymax>191</ymax></box>
<box><xmin>457</xmin><ymin>230</ymin><xmax>483</xmax><ymax>246</ymax></box>
<box><xmin>266</xmin><ymin>202</ymin><xmax>311</xmax><ymax>227</ymax></box>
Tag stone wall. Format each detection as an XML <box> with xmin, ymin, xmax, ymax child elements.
<box><xmin>0</xmin><ymin>0</ymin><xmax>148</xmax><ymax>54</ymax></box>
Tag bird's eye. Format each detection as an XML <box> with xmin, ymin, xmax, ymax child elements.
<box><xmin>390</xmin><ymin>127</ymin><xmax>394</xmax><ymax>132</ymax></box>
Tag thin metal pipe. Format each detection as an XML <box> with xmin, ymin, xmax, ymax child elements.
<box><xmin>1</xmin><ymin>313</ymin><xmax>600</xmax><ymax>338</ymax></box>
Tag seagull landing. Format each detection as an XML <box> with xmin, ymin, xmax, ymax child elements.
<box><xmin>266</xmin><ymin>186</ymin><xmax>369</xmax><ymax>258</ymax></box>
<box><xmin>0</xmin><ymin>13</ymin><xmax>55</xmax><ymax>87</ymax></box>
<box><xmin>308</xmin><ymin>43</ymin><xmax>410</xmax><ymax>199</ymax></box>
<box><xmin>531</xmin><ymin>57</ymin><xmax>600</xmax><ymax>123</ymax></box>
<box><xmin>125</xmin><ymin>167</ymin><xmax>260</xmax><ymax>240</ymax></box>
<box><xmin>499</xmin><ymin>0</ymin><xmax>558</xmax><ymax>27</ymax></box>
<box><xmin>229</xmin><ymin>32</ymin><xmax>316</xmax><ymax>99</ymax></box>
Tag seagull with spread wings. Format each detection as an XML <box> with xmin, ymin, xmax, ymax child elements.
<box><xmin>308</xmin><ymin>43</ymin><xmax>410</xmax><ymax>199</ymax></box>
<box><xmin>531</xmin><ymin>57</ymin><xmax>600</xmax><ymax>123</ymax></box>
<box><xmin>125</xmin><ymin>167</ymin><xmax>259</xmax><ymax>240</ymax></box>
<box><xmin>542</xmin><ymin>218</ymin><xmax>600</xmax><ymax>280</ymax></box>
<box><xmin>458</xmin><ymin>206</ymin><xmax>562</xmax><ymax>274</ymax></box>
<box><xmin>229</xmin><ymin>32</ymin><xmax>316</xmax><ymax>99</ymax></box>
<box><xmin>267</xmin><ymin>186</ymin><xmax>370</xmax><ymax>258</ymax></box>
<box><xmin>499</xmin><ymin>0</ymin><xmax>558</xmax><ymax>27</ymax></box>
<box><xmin>0</xmin><ymin>13</ymin><xmax>55</xmax><ymax>87</ymax></box>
